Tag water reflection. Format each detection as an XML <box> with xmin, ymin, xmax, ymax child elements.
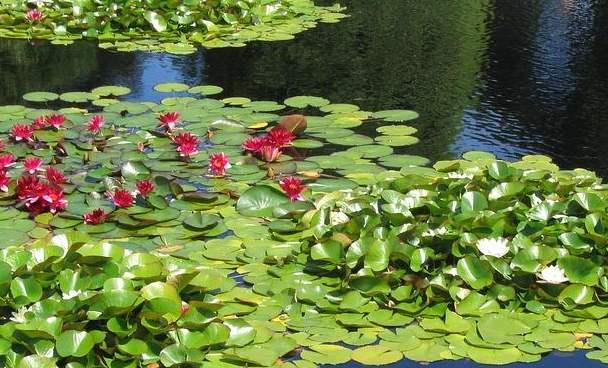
<box><xmin>453</xmin><ymin>0</ymin><xmax>608</xmax><ymax>174</ymax></box>
<box><xmin>204</xmin><ymin>0</ymin><xmax>490</xmax><ymax>162</ymax></box>
<box><xmin>0</xmin><ymin>40</ymin><xmax>206</xmax><ymax>104</ymax></box>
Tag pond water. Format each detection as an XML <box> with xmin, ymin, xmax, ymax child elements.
<box><xmin>1</xmin><ymin>0</ymin><xmax>607</xmax><ymax>366</ymax></box>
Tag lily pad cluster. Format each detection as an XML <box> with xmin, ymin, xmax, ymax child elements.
<box><xmin>0</xmin><ymin>83</ymin><xmax>420</xmax><ymax>248</ymax></box>
<box><xmin>1</xmin><ymin>85</ymin><xmax>608</xmax><ymax>367</ymax></box>
<box><xmin>0</xmin><ymin>0</ymin><xmax>346</xmax><ymax>54</ymax></box>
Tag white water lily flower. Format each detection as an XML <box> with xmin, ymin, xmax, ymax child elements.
<box><xmin>265</xmin><ymin>3</ymin><xmax>281</xmax><ymax>14</ymax></box>
<box><xmin>422</xmin><ymin>226</ymin><xmax>448</xmax><ymax>237</ymax></box>
<box><xmin>448</xmin><ymin>171</ymin><xmax>474</xmax><ymax>180</ymax></box>
<box><xmin>538</xmin><ymin>265</ymin><xmax>569</xmax><ymax>284</ymax></box>
<box><xmin>33</xmin><ymin>0</ymin><xmax>53</xmax><ymax>7</ymax></box>
<box><xmin>476</xmin><ymin>237</ymin><xmax>509</xmax><ymax>257</ymax></box>
<box><xmin>62</xmin><ymin>289</ymin><xmax>83</xmax><ymax>300</ymax></box>
<box><xmin>530</xmin><ymin>194</ymin><xmax>543</xmax><ymax>206</ymax></box>
<box><xmin>10</xmin><ymin>306</ymin><xmax>29</xmax><ymax>323</ymax></box>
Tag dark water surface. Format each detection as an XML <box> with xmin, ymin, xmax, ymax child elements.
<box><xmin>1</xmin><ymin>0</ymin><xmax>608</xmax><ymax>366</ymax></box>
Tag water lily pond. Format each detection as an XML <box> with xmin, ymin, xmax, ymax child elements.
<box><xmin>1</xmin><ymin>0</ymin><xmax>608</xmax><ymax>368</ymax></box>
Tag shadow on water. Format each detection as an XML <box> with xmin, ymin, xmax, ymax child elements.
<box><xmin>1</xmin><ymin>1</ymin><xmax>608</xmax><ymax>367</ymax></box>
<box><xmin>337</xmin><ymin>350</ymin><xmax>605</xmax><ymax>368</ymax></box>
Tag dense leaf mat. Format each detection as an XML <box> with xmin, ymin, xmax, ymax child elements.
<box><xmin>0</xmin><ymin>85</ymin><xmax>607</xmax><ymax>366</ymax></box>
<box><xmin>0</xmin><ymin>0</ymin><xmax>346</xmax><ymax>53</ymax></box>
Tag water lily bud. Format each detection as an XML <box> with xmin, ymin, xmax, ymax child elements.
<box><xmin>180</xmin><ymin>301</ymin><xmax>190</xmax><ymax>315</ymax></box>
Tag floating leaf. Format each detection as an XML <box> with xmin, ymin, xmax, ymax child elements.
<box><xmin>457</xmin><ymin>256</ymin><xmax>494</xmax><ymax>290</ymax></box>
<box><xmin>56</xmin><ymin>331</ymin><xmax>95</xmax><ymax>357</ymax></box>
<box><xmin>284</xmin><ymin>96</ymin><xmax>330</xmax><ymax>108</ymax></box>
<box><xmin>352</xmin><ymin>345</ymin><xmax>402</xmax><ymax>365</ymax></box>
<box><xmin>236</xmin><ymin>185</ymin><xmax>289</xmax><ymax>217</ymax></box>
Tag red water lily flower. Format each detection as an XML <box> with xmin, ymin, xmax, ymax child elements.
<box><xmin>242</xmin><ymin>136</ymin><xmax>266</xmax><ymax>153</ymax></box>
<box><xmin>136</xmin><ymin>179</ymin><xmax>155</xmax><ymax>197</ymax></box>
<box><xmin>279</xmin><ymin>177</ymin><xmax>305</xmax><ymax>201</ymax></box>
<box><xmin>25</xmin><ymin>9</ymin><xmax>43</xmax><ymax>23</ymax></box>
<box><xmin>45</xmin><ymin>167</ymin><xmax>66</xmax><ymax>186</ymax></box>
<box><xmin>16</xmin><ymin>175</ymin><xmax>43</xmax><ymax>202</ymax></box>
<box><xmin>107</xmin><ymin>188</ymin><xmax>135</xmax><ymax>208</ymax></box>
<box><xmin>10</xmin><ymin>124</ymin><xmax>34</xmax><ymax>142</ymax></box>
<box><xmin>0</xmin><ymin>170</ymin><xmax>9</xmax><ymax>192</ymax></box>
<box><xmin>47</xmin><ymin>114</ymin><xmax>66</xmax><ymax>129</ymax></box>
<box><xmin>24</xmin><ymin>157</ymin><xmax>43</xmax><ymax>174</ymax></box>
<box><xmin>0</xmin><ymin>153</ymin><xmax>15</xmax><ymax>169</ymax></box>
<box><xmin>83</xmin><ymin>208</ymin><xmax>107</xmax><ymax>225</ymax></box>
<box><xmin>16</xmin><ymin>174</ymin><xmax>67</xmax><ymax>214</ymax></box>
<box><xmin>208</xmin><ymin>153</ymin><xmax>231</xmax><ymax>176</ymax></box>
<box><xmin>242</xmin><ymin>127</ymin><xmax>294</xmax><ymax>163</ymax></box>
<box><xmin>177</xmin><ymin>143</ymin><xmax>199</xmax><ymax>158</ymax></box>
<box><xmin>267</xmin><ymin>127</ymin><xmax>295</xmax><ymax>147</ymax></box>
<box><xmin>259</xmin><ymin>144</ymin><xmax>282</xmax><ymax>162</ymax></box>
<box><xmin>173</xmin><ymin>132</ymin><xmax>200</xmax><ymax>157</ymax></box>
<box><xmin>158</xmin><ymin>112</ymin><xmax>180</xmax><ymax>131</ymax></box>
<box><xmin>31</xmin><ymin>116</ymin><xmax>47</xmax><ymax>130</ymax></box>
<box><xmin>86</xmin><ymin>115</ymin><xmax>105</xmax><ymax>134</ymax></box>
<box><xmin>173</xmin><ymin>132</ymin><xmax>199</xmax><ymax>146</ymax></box>
<box><xmin>42</xmin><ymin>185</ymin><xmax>67</xmax><ymax>213</ymax></box>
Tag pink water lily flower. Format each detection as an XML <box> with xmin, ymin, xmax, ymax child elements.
<box><xmin>107</xmin><ymin>188</ymin><xmax>135</xmax><ymax>208</ymax></box>
<box><xmin>242</xmin><ymin>136</ymin><xmax>266</xmax><ymax>153</ymax></box>
<box><xmin>208</xmin><ymin>153</ymin><xmax>231</xmax><ymax>176</ymax></box>
<box><xmin>83</xmin><ymin>208</ymin><xmax>108</xmax><ymax>225</ymax></box>
<box><xmin>10</xmin><ymin>124</ymin><xmax>34</xmax><ymax>142</ymax></box>
<box><xmin>136</xmin><ymin>179</ymin><xmax>155</xmax><ymax>198</ymax></box>
<box><xmin>259</xmin><ymin>144</ymin><xmax>282</xmax><ymax>162</ymax></box>
<box><xmin>25</xmin><ymin>9</ymin><xmax>43</xmax><ymax>23</ymax></box>
<box><xmin>158</xmin><ymin>112</ymin><xmax>180</xmax><ymax>131</ymax></box>
<box><xmin>173</xmin><ymin>132</ymin><xmax>200</xmax><ymax>157</ymax></box>
<box><xmin>24</xmin><ymin>157</ymin><xmax>43</xmax><ymax>174</ymax></box>
<box><xmin>46</xmin><ymin>114</ymin><xmax>66</xmax><ymax>129</ymax></box>
<box><xmin>0</xmin><ymin>153</ymin><xmax>15</xmax><ymax>169</ymax></box>
<box><xmin>45</xmin><ymin>167</ymin><xmax>66</xmax><ymax>186</ymax></box>
<box><xmin>42</xmin><ymin>185</ymin><xmax>68</xmax><ymax>213</ymax></box>
<box><xmin>86</xmin><ymin>115</ymin><xmax>105</xmax><ymax>134</ymax></box>
<box><xmin>267</xmin><ymin>127</ymin><xmax>295</xmax><ymax>147</ymax></box>
<box><xmin>0</xmin><ymin>170</ymin><xmax>9</xmax><ymax>192</ymax></box>
<box><xmin>279</xmin><ymin>176</ymin><xmax>305</xmax><ymax>201</ymax></box>
<box><xmin>31</xmin><ymin>116</ymin><xmax>47</xmax><ymax>130</ymax></box>
<box><xmin>16</xmin><ymin>175</ymin><xmax>67</xmax><ymax>215</ymax></box>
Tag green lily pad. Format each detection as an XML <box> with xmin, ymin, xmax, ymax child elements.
<box><xmin>23</xmin><ymin>91</ymin><xmax>60</xmax><ymax>102</ymax></box>
<box><xmin>236</xmin><ymin>185</ymin><xmax>289</xmax><ymax>217</ymax></box>
<box><xmin>352</xmin><ymin>345</ymin><xmax>403</xmax><ymax>365</ymax></box>
<box><xmin>284</xmin><ymin>96</ymin><xmax>330</xmax><ymax>108</ymax></box>
<box><xmin>376</xmin><ymin>125</ymin><xmax>417</xmax><ymax>136</ymax></box>
<box><xmin>375</xmin><ymin>135</ymin><xmax>420</xmax><ymax>146</ymax></box>
<box><xmin>154</xmin><ymin>82</ymin><xmax>190</xmax><ymax>93</ymax></box>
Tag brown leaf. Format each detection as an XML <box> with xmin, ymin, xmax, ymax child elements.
<box><xmin>298</xmin><ymin>170</ymin><xmax>321</xmax><ymax>178</ymax></box>
<box><xmin>277</xmin><ymin>114</ymin><xmax>307</xmax><ymax>135</ymax></box>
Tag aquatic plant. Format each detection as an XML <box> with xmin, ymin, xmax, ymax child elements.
<box><xmin>0</xmin><ymin>0</ymin><xmax>346</xmax><ymax>54</ymax></box>
<box><xmin>0</xmin><ymin>84</ymin><xmax>607</xmax><ymax>366</ymax></box>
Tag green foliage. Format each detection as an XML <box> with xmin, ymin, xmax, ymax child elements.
<box><xmin>0</xmin><ymin>0</ymin><xmax>346</xmax><ymax>53</ymax></box>
<box><xmin>0</xmin><ymin>84</ymin><xmax>608</xmax><ymax>366</ymax></box>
